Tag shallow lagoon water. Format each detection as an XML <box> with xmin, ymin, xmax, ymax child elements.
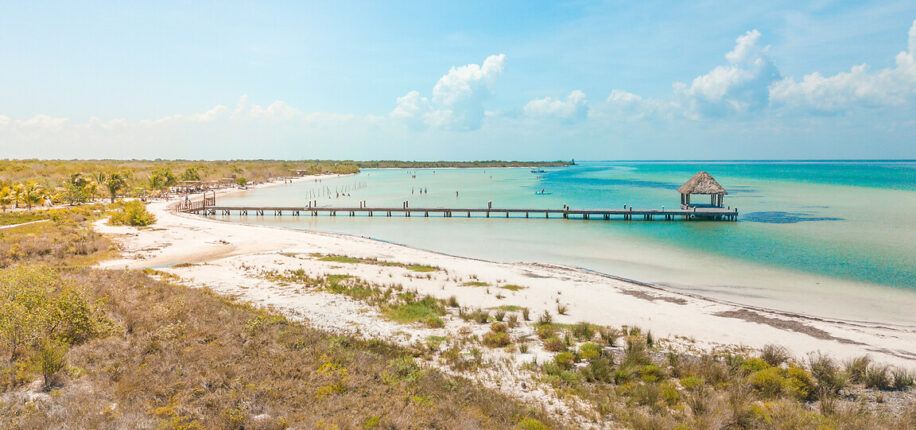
<box><xmin>214</xmin><ymin>161</ymin><xmax>916</xmax><ymax>326</ymax></box>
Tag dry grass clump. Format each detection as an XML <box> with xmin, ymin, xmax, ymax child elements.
<box><xmin>0</xmin><ymin>207</ymin><xmax>112</xmax><ymax>268</ymax></box>
<box><xmin>314</xmin><ymin>253</ymin><xmax>441</xmax><ymax>272</ymax></box>
<box><xmin>808</xmin><ymin>352</ymin><xmax>847</xmax><ymax>395</ymax></box>
<box><xmin>760</xmin><ymin>343</ymin><xmax>791</xmax><ymax>367</ymax></box>
<box><xmin>845</xmin><ymin>355</ymin><xmax>871</xmax><ymax>384</ymax></box>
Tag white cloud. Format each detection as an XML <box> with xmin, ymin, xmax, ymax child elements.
<box><xmin>605</xmin><ymin>89</ymin><xmax>679</xmax><ymax>120</ymax></box>
<box><xmin>20</xmin><ymin>114</ymin><xmax>70</xmax><ymax>128</ymax></box>
<box><xmin>0</xmin><ymin>97</ymin><xmax>368</xmax><ymax>158</ymax></box>
<box><xmin>606</xmin><ymin>89</ymin><xmax>643</xmax><ymax>105</ymax></box>
<box><xmin>523</xmin><ymin>90</ymin><xmax>588</xmax><ymax>122</ymax></box>
<box><xmin>769</xmin><ymin>19</ymin><xmax>916</xmax><ymax>112</ymax></box>
<box><xmin>390</xmin><ymin>54</ymin><xmax>506</xmax><ymax>131</ymax></box>
<box><xmin>602</xmin><ymin>20</ymin><xmax>916</xmax><ymax>120</ymax></box>
<box><xmin>390</xmin><ymin>90</ymin><xmax>431</xmax><ymax>130</ymax></box>
<box><xmin>602</xmin><ymin>29</ymin><xmax>781</xmax><ymax>120</ymax></box>
<box><xmin>675</xmin><ymin>29</ymin><xmax>781</xmax><ymax>117</ymax></box>
<box><xmin>248</xmin><ymin>101</ymin><xmax>300</xmax><ymax>120</ymax></box>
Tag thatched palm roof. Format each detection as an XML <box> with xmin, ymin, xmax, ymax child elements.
<box><xmin>678</xmin><ymin>171</ymin><xmax>727</xmax><ymax>195</ymax></box>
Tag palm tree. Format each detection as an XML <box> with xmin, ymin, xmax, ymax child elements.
<box><xmin>12</xmin><ymin>183</ymin><xmax>25</xmax><ymax>209</ymax></box>
<box><xmin>66</xmin><ymin>173</ymin><xmax>89</xmax><ymax>205</ymax></box>
<box><xmin>0</xmin><ymin>187</ymin><xmax>12</xmax><ymax>213</ymax></box>
<box><xmin>84</xmin><ymin>181</ymin><xmax>99</xmax><ymax>202</ymax></box>
<box><xmin>94</xmin><ymin>172</ymin><xmax>107</xmax><ymax>187</ymax></box>
<box><xmin>21</xmin><ymin>182</ymin><xmax>43</xmax><ymax>211</ymax></box>
<box><xmin>105</xmin><ymin>173</ymin><xmax>127</xmax><ymax>203</ymax></box>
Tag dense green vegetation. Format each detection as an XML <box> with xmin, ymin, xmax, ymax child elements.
<box><xmin>0</xmin><ymin>160</ymin><xmax>362</xmax><ymax>207</ymax></box>
<box><xmin>0</xmin><ymin>159</ymin><xmax>569</xmax><ymax>209</ymax></box>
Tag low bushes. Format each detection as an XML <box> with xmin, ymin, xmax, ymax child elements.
<box><xmin>0</xmin><ymin>265</ymin><xmax>111</xmax><ymax>388</ymax></box>
<box><xmin>108</xmin><ymin>200</ymin><xmax>156</xmax><ymax>226</ymax></box>
<box><xmin>483</xmin><ymin>323</ymin><xmax>511</xmax><ymax>348</ymax></box>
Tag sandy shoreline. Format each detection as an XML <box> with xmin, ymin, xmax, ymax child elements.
<box><xmin>93</xmin><ymin>175</ymin><xmax>916</xmax><ymax>371</ymax></box>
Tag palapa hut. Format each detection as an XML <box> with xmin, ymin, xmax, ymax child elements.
<box><xmin>678</xmin><ymin>171</ymin><xmax>727</xmax><ymax>209</ymax></box>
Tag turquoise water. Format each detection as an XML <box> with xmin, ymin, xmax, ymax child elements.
<box><xmin>215</xmin><ymin>161</ymin><xmax>916</xmax><ymax>324</ymax></box>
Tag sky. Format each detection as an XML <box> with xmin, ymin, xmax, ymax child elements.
<box><xmin>1</xmin><ymin>1</ymin><xmax>915</xmax><ymax>160</ymax></box>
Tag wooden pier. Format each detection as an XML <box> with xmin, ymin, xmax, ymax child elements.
<box><xmin>177</xmin><ymin>171</ymin><xmax>741</xmax><ymax>221</ymax></box>
<box><xmin>179</xmin><ymin>196</ymin><xmax>737</xmax><ymax>221</ymax></box>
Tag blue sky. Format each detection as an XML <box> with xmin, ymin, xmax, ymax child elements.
<box><xmin>1</xmin><ymin>1</ymin><xmax>915</xmax><ymax>160</ymax></box>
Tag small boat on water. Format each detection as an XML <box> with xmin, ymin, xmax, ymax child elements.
<box><xmin>530</xmin><ymin>168</ymin><xmax>546</xmax><ymax>173</ymax></box>
<box><xmin>535</xmin><ymin>189</ymin><xmax>551</xmax><ymax>195</ymax></box>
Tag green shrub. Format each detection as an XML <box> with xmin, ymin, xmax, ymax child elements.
<box><xmin>680</xmin><ymin>376</ymin><xmax>704</xmax><ymax>390</ymax></box>
<box><xmin>554</xmin><ymin>352</ymin><xmax>575</xmax><ymax>370</ymax></box>
<box><xmin>582</xmin><ymin>356</ymin><xmax>614</xmax><ymax>383</ymax></box>
<box><xmin>483</xmin><ymin>323</ymin><xmax>511</xmax><ymax>348</ymax></box>
<box><xmin>785</xmin><ymin>365</ymin><xmax>816</xmax><ymax>401</ymax></box>
<box><xmin>638</xmin><ymin>364</ymin><xmax>663</xmax><ymax>383</ymax></box>
<box><xmin>622</xmin><ymin>338</ymin><xmax>651</xmax><ymax>367</ymax></box>
<box><xmin>0</xmin><ymin>266</ymin><xmax>109</xmax><ymax>361</ymax></box>
<box><xmin>108</xmin><ymin>200</ymin><xmax>156</xmax><ymax>226</ymax></box>
<box><xmin>748</xmin><ymin>365</ymin><xmax>816</xmax><ymax>401</ymax></box>
<box><xmin>535</xmin><ymin>324</ymin><xmax>556</xmax><ymax>340</ymax></box>
<box><xmin>572</xmin><ymin>322</ymin><xmax>594</xmax><ymax>340</ymax></box>
<box><xmin>740</xmin><ymin>357</ymin><xmax>769</xmax><ymax>374</ymax></box>
<box><xmin>515</xmin><ymin>417</ymin><xmax>549</xmax><ymax>430</ymax></box>
<box><xmin>578</xmin><ymin>342</ymin><xmax>600</xmax><ymax>360</ymax></box>
<box><xmin>614</xmin><ymin>366</ymin><xmax>637</xmax><ymax>384</ymax></box>
<box><xmin>35</xmin><ymin>341</ymin><xmax>68</xmax><ymax>390</ymax></box>
<box><xmin>749</xmin><ymin>367</ymin><xmax>785</xmax><ymax>398</ymax></box>
<box><xmin>659</xmin><ymin>381</ymin><xmax>680</xmax><ymax>405</ymax></box>
<box><xmin>423</xmin><ymin>316</ymin><xmax>444</xmax><ymax>328</ymax></box>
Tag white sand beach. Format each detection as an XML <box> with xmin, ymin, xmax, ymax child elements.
<box><xmin>95</xmin><ymin>178</ymin><xmax>916</xmax><ymax>369</ymax></box>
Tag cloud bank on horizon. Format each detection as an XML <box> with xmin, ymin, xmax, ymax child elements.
<box><xmin>1</xmin><ymin>5</ymin><xmax>915</xmax><ymax>160</ymax></box>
